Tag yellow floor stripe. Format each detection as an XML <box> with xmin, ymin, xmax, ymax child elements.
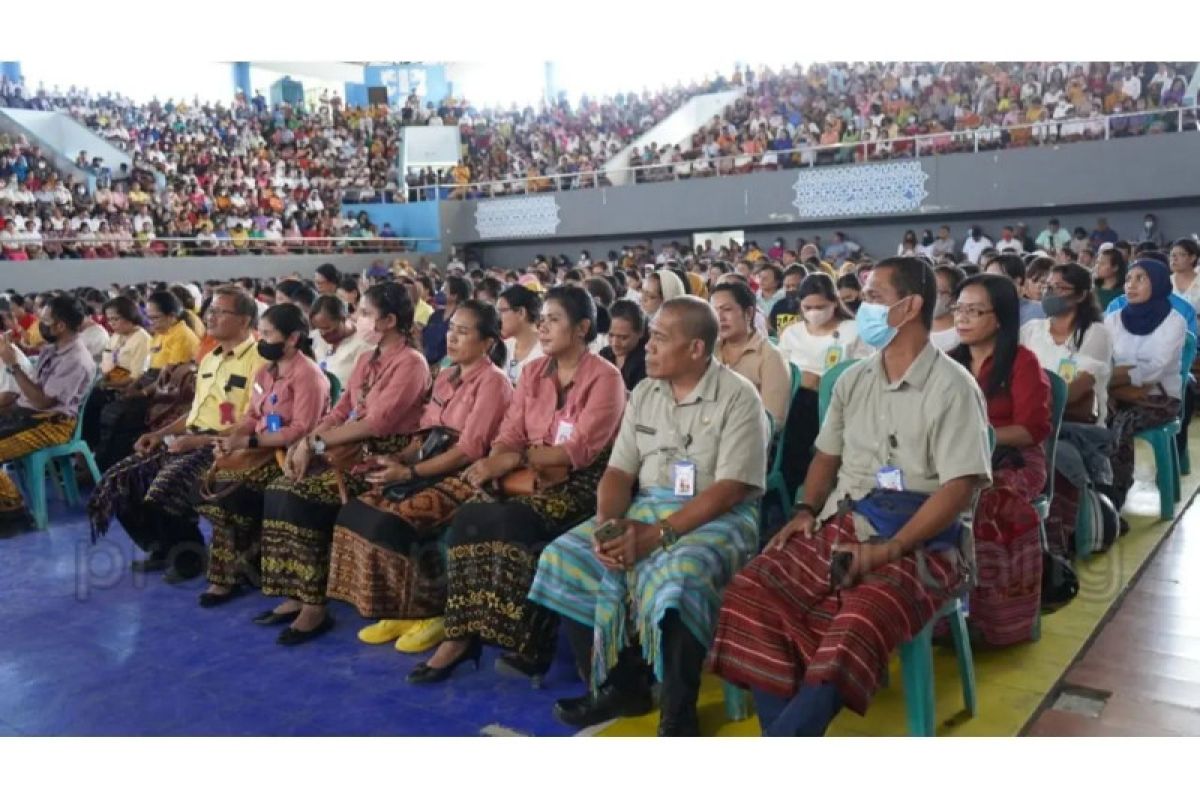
<box><xmin>598</xmin><ymin>431</ymin><xmax>1200</xmax><ymax>737</ymax></box>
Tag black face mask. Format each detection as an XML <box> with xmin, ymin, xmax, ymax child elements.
<box><xmin>257</xmin><ymin>340</ymin><xmax>286</xmax><ymax>362</ymax></box>
<box><xmin>786</xmin><ymin>289</ymin><xmax>801</xmax><ymax>302</ymax></box>
<box><xmin>39</xmin><ymin>322</ymin><xmax>57</xmax><ymax>343</ymax></box>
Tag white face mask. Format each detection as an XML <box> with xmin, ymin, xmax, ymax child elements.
<box><xmin>803</xmin><ymin>306</ymin><xmax>835</xmax><ymax>327</ymax></box>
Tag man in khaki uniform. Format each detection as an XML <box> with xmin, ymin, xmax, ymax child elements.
<box><xmin>708</xmin><ymin>257</ymin><xmax>992</xmax><ymax>736</ymax></box>
<box><xmin>529</xmin><ymin>296</ymin><xmax>768</xmax><ymax>736</ymax></box>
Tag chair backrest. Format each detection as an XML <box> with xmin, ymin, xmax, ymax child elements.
<box><xmin>324</xmin><ymin>371</ymin><xmax>342</xmax><ymax>405</ymax></box>
<box><xmin>1179</xmin><ymin>332</ymin><xmax>1197</xmax><ymax>425</ymax></box>
<box><xmin>68</xmin><ymin>377</ymin><xmax>100</xmax><ymax>444</ymax></box>
<box><xmin>1042</xmin><ymin>369</ymin><xmax>1068</xmax><ymax>500</ymax></box>
<box><xmin>817</xmin><ymin>359</ymin><xmax>860</xmax><ymax>425</ymax></box>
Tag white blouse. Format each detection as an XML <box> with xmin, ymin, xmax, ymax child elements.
<box><xmin>1104</xmin><ymin>309</ymin><xmax>1187</xmax><ymax>401</ymax></box>
<box><xmin>1172</xmin><ymin>273</ymin><xmax>1200</xmax><ymax>316</ymax></box>
<box><xmin>1020</xmin><ymin>318</ymin><xmax>1114</xmax><ymax>425</ymax></box>
<box><xmin>504</xmin><ymin>337</ymin><xmax>543</xmax><ymax>386</ymax></box>
<box><xmin>311</xmin><ymin>329</ymin><xmax>375</xmax><ymax>389</ymax></box>
<box><xmin>101</xmin><ymin>327</ymin><xmax>151</xmax><ymax>378</ymax></box>
<box><xmin>778</xmin><ymin>318</ymin><xmax>871</xmax><ymax>376</ymax></box>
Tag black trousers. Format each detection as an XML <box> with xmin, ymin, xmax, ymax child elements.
<box><xmin>563</xmin><ymin>609</ymin><xmax>706</xmax><ymax>721</ymax></box>
<box><xmin>116</xmin><ymin>500</ymin><xmax>205</xmax><ymax>576</ymax></box>
<box><xmin>93</xmin><ymin>394</ymin><xmax>151</xmax><ymax>472</ymax></box>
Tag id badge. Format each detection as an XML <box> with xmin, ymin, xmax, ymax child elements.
<box><xmin>266</xmin><ymin>413</ymin><xmax>283</xmax><ymax>433</ymax></box>
<box><xmin>253</xmin><ymin>381</ymin><xmax>264</xmax><ymax>396</ymax></box>
<box><xmin>876</xmin><ymin>466</ymin><xmax>905</xmax><ymax>491</ymax></box>
<box><xmin>1058</xmin><ymin>357</ymin><xmax>1077</xmax><ymax>383</ymax></box>
<box><xmin>319</xmin><ymin>360</ymin><xmax>328</xmax><ymax>373</ymax></box>
<box><xmin>554</xmin><ymin>420</ymin><xmax>575</xmax><ymax>446</ymax></box>
<box><xmin>824</xmin><ymin>344</ymin><xmax>844</xmax><ymax>369</ymax></box>
<box><xmin>673</xmin><ymin>460</ymin><xmax>697</xmax><ymax>498</ymax></box>
<box><xmin>219</xmin><ymin>401</ymin><xmax>235</xmax><ymax>426</ymax></box>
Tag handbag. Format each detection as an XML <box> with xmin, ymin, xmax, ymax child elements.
<box><xmin>199</xmin><ymin>447</ymin><xmax>284</xmax><ymax>501</ymax></box>
<box><xmin>1063</xmin><ymin>388</ymin><xmax>1099</xmax><ymax>424</ymax></box>
<box><xmin>380</xmin><ymin>428</ymin><xmax>459</xmax><ymax>503</ymax></box>
<box><xmin>1041</xmin><ymin>551</ymin><xmax>1079</xmax><ymax>611</ymax></box>
<box><xmin>847</xmin><ymin>489</ymin><xmax>963</xmax><ymax>551</ymax></box>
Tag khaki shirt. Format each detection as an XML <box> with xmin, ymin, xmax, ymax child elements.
<box><xmin>813</xmin><ymin>343</ymin><xmax>992</xmax><ymax>520</ymax></box>
<box><xmin>608</xmin><ymin>360</ymin><xmax>767</xmax><ymax>496</ymax></box>
<box><xmin>186</xmin><ymin>337</ymin><xmax>265</xmax><ymax>432</ymax></box>
<box><xmin>716</xmin><ymin>332</ymin><xmax>792</xmax><ymax>426</ymax></box>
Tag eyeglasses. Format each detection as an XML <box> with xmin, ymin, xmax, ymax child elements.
<box><xmin>1042</xmin><ymin>283</ymin><xmax>1075</xmax><ymax>296</ymax></box>
<box><xmin>949</xmin><ymin>304</ymin><xmax>995</xmax><ymax>319</ymax></box>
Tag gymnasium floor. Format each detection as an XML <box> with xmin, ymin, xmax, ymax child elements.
<box><xmin>2</xmin><ymin>434</ymin><xmax>1197</xmax><ymax>737</ymax></box>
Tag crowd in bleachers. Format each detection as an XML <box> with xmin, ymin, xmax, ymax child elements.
<box><xmin>0</xmin><ymin>210</ymin><xmax>1195</xmax><ymax>734</ymax></box>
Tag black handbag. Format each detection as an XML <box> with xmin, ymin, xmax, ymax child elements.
<box><xmin>1041</xmin><ymin>551</ymin><xmax>1079</xmax><ymax>612</ymax></box>
<box><xmin>380</xmin><ymin>427</ymin><xmax>457</xmax><ymax>502</ymax></box>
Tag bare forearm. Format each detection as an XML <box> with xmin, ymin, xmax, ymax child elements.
<box><xmin>995</xmin><ymin>425</ymin><xmax>1034</xmax><ymax>448</ymax></box>
<box><xmin>666</xmin><ymin>480</ymin><xmax>754</xmax><ymax>536</ymax></box>
<box><xmin>801</xmin><ymin>450</ymin><xmax>841</xmax><ymax>512</ymax></box>
<box><xmin>13</xmin><ymin>369</ymin><xmax>52</xmax><ymax>409</ymax></box>
<box><xmin>413</xmin><ymin>446</ymin><xmax>471</xmax><ymax>478</ymax></box>
<box><xmin>596</xmin><ymin>468</ymin><xmax>635</xmax><ymax>523</ymax></box>
<box><xmin>1066</xmin><ymin>373</ymin><xmax>1095</xmax><ymax>403</ymax></box>
<box><xmin>319</xmin><ymin>418</ymin><xmax>380</xmax><ymax>446</ymax></box>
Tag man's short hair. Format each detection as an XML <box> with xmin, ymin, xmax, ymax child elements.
<box><xmin>46</xmin><ymin>295</ymin><xmax>86</xmax><ymax>332</ymax></box>
<box><xmin>987</xmin><ymin>253</ymin><xmax>1027</xmax><ymax>284</ymax></box>
<box><xmin>873</xmin><ymin>257</ymin><xmax>936</xmax><ymax>330</ymax></box>
<box><xmin>211</xmin><ymin>285</ymin><xmax>258</xmax><ymax>327</ymax></box>
<box><xmin>661</xmin><ymin>296</ymin><xmax>719</xmax><ymax>357</ymax></box>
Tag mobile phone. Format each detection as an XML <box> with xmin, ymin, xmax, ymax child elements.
<box><xmin>593</xmin><ymin>519</ymin><xmax>625</xmax><ymax>544</ymax></box>
<box><xmin>829</xmin><ymin>550</ymin><xmax>854</xmax><ymax>591</ymax></box>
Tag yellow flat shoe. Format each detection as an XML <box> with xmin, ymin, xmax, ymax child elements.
<box><xmin>358</xmin><ymin>619</ymin><xmax>415</xmax><ymax>645</ymax></box>
<box><xmin>394</xmin><ymin>617</ymin><xmax>446</xmax><ymax>653</ymax></box>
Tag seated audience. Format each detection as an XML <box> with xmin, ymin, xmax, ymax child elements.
<box><xmin>309</xmin><ymin>295</ymin><xmax>374</xmax><ymax>391</ymax></box>
<box><xmin>711</xmin><ymin>281</ymin><xmax>790</xmax><ymax>426</ymax></box>
<box><xmin>599</xmin><ymin>299</ymin><xmax>648</xmax><ymax>391</ymax></box>
<box><xmin>499</xmin><ymin>285</ymin><xmax>544</xmax><ymax>386</ymax></box>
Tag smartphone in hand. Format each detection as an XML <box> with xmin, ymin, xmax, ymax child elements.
<box><xmin>593</xmin><ymin>519</ymin><xmax>626</xmax><ymax>544</ymax></box>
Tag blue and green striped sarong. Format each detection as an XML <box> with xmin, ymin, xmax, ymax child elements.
<box><xmin>527</xmin><ymin>488</ymin><xmax>759</xmax><ymax>692</ymax></box>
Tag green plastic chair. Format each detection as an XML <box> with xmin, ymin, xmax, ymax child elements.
<box><xmin>9</xmin><ymin>382</ymin><xmax>103</xmax><ymax>530</ymax></box>
<box><xmin>1133</xmin><ymin>331</ymin><xmax>1195</xmax><ymax>520</ymax></box>
<box><xmin>762</xmin><ymin>363</ymin><xmax>803</xmax><ymax>523</ymax></box>
<box><xmin>324</xmin><ymin>371</ymin><xmax>342</xmax><ymax>405</ymax></box>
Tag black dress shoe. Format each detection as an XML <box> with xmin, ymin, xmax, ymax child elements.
<box><xmin>132</xmin><ymin>557</ymin><xmax>167</xmax><ymax>573</ymax></box>
<box><xmin>406</xmin><ymin>638</ymin><xmax>483</xmax><ymax>685</ymax></box>
<box><xmin>553</xmin><ymin>684</ymin><xmax>655</xmax><ymax>729</ymax></box>
<box><xmin>253</xmin><ymin>609</ymin><xmax>301</xmax><ymax>626</ymax></box>
<box><xmin>657</xmin><ymin>711</ymin><xmax>700</xmax><ymax>737</ymax></box>
<box><xmin>277</xmin><ymin>614</ymin><xmax>335</xmax><ymax>646</ymax></box>
<box><xmin>198</xmin><ymin>585</ymin><xmax>245</xmax><ymax>608</ymax></box>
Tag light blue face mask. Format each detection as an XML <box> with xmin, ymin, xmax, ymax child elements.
<box><xmin>855</xmin><ymin>299</ymin><xmax>904</xmax><ymax>349</ymax></box>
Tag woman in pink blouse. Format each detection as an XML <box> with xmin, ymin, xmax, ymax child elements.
<box><xmin>327</xmin><ymin>301</ymin><xmax>513</xmax><ymax>654</ymax></box>
<box><xmin>196</xmin><ymin>304</ymin><xmax>330</xmax><ymax>608</ymax></box>
<box><xmin>408</xmin><ymin>286</ymin><xmax>627</xmax><ymax>684</ymax></box>
<box><xmin>256</xmin><ymin>283</ymin><xmax>432</xmax><ymax>646</ymax></box>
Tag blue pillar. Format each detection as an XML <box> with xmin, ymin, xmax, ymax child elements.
<box><xmin>1</xmin><ymin>61</ymin><xmax>21</xmax><ymax>82</ymax></box>
<box><xmin>231</xmin><ymin>61</ymin><xmax>252</xmax><ymax>100</ymax></box>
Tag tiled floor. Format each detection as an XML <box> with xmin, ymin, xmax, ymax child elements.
<box><xmin>1026</xmin><ymin>500</ymin><xmax>1200</xmax><ymax>736</ymax></box>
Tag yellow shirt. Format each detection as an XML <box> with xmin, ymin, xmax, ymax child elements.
<box><xmin>414</xmin><ymin>299</ymin><xmax>434</xmax><ymax>328</ymax></box>
<box><xmin>149</xmin><ymin>320</ymin><xmax>201</xmax><ymax>370</ymax></box>
<box><xmin>186</xmin><ymin>337</ymin><xmax>265</xmax><ymax>432</ymax></box>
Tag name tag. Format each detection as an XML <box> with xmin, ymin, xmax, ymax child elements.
<box><xmin>219</xmin><ymin>401</ymin><xmax>235</xmax><ymax>426</ymax></box>
<box><xmin>824</xmin><ymin>344</ymin><xmax>844</xmax><ymax>369</ymax></box>
<box><xmin>266</xmin><ymin>413</ymin><xmax>283</xmax><ymax>433</ymax></box>
<box><xmin>1057</xmin><ymin>357</ymin><xmax>1077</xmax><ymax>383</ymax></box>
<box><xmin>254</xmin><ymin>382</ymin><xmax>264</xmax><ymax>395</ymax></box>
<box><xmin>876</xmin><ymin>466</ymin><xmax>905</xmax><ymax>491</ymax></box>
<box><xmin>673</xmin><ymin>461</ymin><xmax>696</xmax><ymax>498</ymax></box>
<box><xmin>554</xmin><ymin>420</ymin><xmax>575</xmax><ymax>446</ymax></box>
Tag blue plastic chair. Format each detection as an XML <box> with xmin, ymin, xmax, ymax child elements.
<box><xmin>9</xmin><ymin>383</ymin><xmax>103</xmax><ymax>530</ymax></box>
<box><xmin>1133</xmin><ymin>332</ymin><xmax>1195</xmax><ymax>520</ymax></box>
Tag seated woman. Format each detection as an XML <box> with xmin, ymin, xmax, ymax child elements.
<box><xmin>92</xmin><ymin>290</ymin><xmax>200</xmax><ymax>471</ymax></box>
<box><xmin>931</xmin><ymin>265</ymin><xmax>965</xmax><ymax>351</ymax></box>
<box><xmin>1020</xmin><ymin>264</ymin><xmax>1113</xmax><ymax>555</ymax></box>
<box><xmin>951</xmin><ymin>274</ymin><xmax>1051</xmax><ymax>644</ymax></box>
<box><xmin>196</xmin><ymin>304</ymin><xmax>330</xmax><ymax>607</ymax></box>
<box><xmin>640</xmin><ymin>270</ymin><xmax>685</xmax><ymax>324</ymax></box>
<box><xmin>256</xmin><ymin>283</ymin><xmax>431</xmax><ymax>645</ymax></box>
<box><xmin>327</xmin><ymin>301</ymin><xmax>512</xmax><ymax>653</ymax></box>
<box><xmin>1105</xmin><ymin>258</ymin><xmax>1187</xmax><ymax>513</ymax></box>
<box><xmin>499</xmin><ymin>285</ymin><xmax>543</xmax><ymax>387</ymax></box>
<box><xmin>308</xmin><ymin>295</ymin><xmax>374</xmax><ymax>391</ymax></box>
<box><xmin>1094</xmin><ymin>246</ymin><xmax>1127</xmax><ymax>311</ymax></box>
<box><xmin>711</xmin><ymin>281</ymin><xmax>790</xmax><ymax>427</ymax></box>
<box><xmin>777</xmin><ymin>273</ymin><xmax>871</xmax><ymax>498</ymax></box>
<box><xmin>408</xmin><ymin>286</ymin><xmax>626</xmax><ymax>684</ymax></box>
<box><xmin>598</xmin><ymin>299</ymin><xmax>648</xmax><ymax>392</ymax></box>
<box><xmin>81</xmin><ymin>296</ymin><xmax>150</xmax><ymax>447</ymax></box>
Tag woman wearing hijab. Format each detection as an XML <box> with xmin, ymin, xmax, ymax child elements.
<box><xmin>1104</xmin><ymin>258</ymin><xmax>1187</xmax><ymax>512</ymax></box>
<box><xmin>639</xmin><ymin>269</ymin><xmax>686</xmax><ymax>322</ymax></box>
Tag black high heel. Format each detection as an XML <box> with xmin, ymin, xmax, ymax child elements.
<box><xmin>406</xmin><ymin>638</ymin><xmax>482</xmax><ymax>684</ymax></box>
<box><xmin>494</xmin><ymin>652</ymin><xmax>552</xmax><ymax>688</ymax></box>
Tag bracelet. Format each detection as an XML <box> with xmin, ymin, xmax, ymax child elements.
<box><xmin>248</xmin><ymin>433</ymin><xmax>259</xmax><ymax>449</ymax></box>
<box><xmin>409</xmin><ymin>464</ymin><xmax>420</xmax><ymax>481</ymax></box>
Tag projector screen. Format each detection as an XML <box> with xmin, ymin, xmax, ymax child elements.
<box><xmin>403</xmin><ymin>126</ymin><xmax>462</xmax><ymax>167</ymax></box>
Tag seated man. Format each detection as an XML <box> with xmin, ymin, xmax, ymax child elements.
<box><xmin>88</xmin><ymin>287</ymin><xmax>263</xmax><ymax>583</ymax></box>
<box><xmin>528</xmin><ymin>296</ymin><xmax>768</xmax><ymax>736</ymax></box>
<box><xmin>0</xmin><ymin>296</ymin><xmax>98</xmax><ymax>523</ymax></box>
<box><xmin>707</xmin><ymin>257</ymin><xmax>993</xmax><ymax>736</ymax></box>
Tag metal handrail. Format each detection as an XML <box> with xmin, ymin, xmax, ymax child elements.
<box><xmin>1</xmin><ymin>235</ymin><xmax>432</xmax><ymax>258</ymax></box>
<box><xmin>406</xmin><ymin>102</ymin><xmax>1199</xmax><ymax>202</ymax></box>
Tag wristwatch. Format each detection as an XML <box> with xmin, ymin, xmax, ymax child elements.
<box><xmin>248</xmin><ymin>433</ymin><xmax>259</xmax><ymax>449</ymax></box>
<box><xmin>792</xmin><ymin>502</ymin><xmax>818</xmax><ymax>518</ymax></box>
<box><xmin>659</xmin><ymin>520</ymin><xmax>681</xmax><ymax>550</ymax></box>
